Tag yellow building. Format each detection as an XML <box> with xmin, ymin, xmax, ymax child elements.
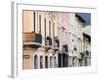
<box><xmin>23</xmin><ymin>10</ymin><xmax>59</xmax><ymax>69</ymax></box>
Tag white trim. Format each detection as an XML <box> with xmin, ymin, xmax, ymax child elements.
<box><xmin>11</xmin><ymin>1</ymin><xmax>18</xmax><ymax>78</ymax></box>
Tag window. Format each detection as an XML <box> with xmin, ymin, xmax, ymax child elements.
<box><xmin>80</xmin><ymin>53</ymin><xmax>84</xmax><ymax>59</ymax></box>
<box><xmin>40</xmin><ymin>56</ymin><xmax>43</xmax><ymax>68</ymax></box>
<box><xmin>39</xmin><ymin>15</ymin><xmax>41</xmax><ymax>34</ymax></box>
<box><xmin>34</xmin><ymin>55</ymin><xmax>38</xmax><ymax>69</ymax></box>
<box><xmin>23</xmin><ymin>55</ymin><xmax>30</xmax><ymax>59</ymax></box>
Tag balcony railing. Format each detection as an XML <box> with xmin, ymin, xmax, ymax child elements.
<box><xmin>54</xmin><ymin>37</ymin><xmax>59</xmax><ymax>51</ymax></box>
<box><xmin>79</xmin><ymin>53</ymin><xmax>85</xmax><ymax>59</ymax></box>
<box><xmin>45</xmin><ymin>36</ymin><xmax>52</xmax><ymax>51</ymax></box>
<box><xmin>63</xmin><ymin>45</ymin><xmax>68</xmax><ymax>52</ymax></box>
<box><xmin>23</xmin><ymin>32</ymin><xmax>42</xmax><ymax>48</ymax></box>
<box><xmin>46</xmin><ymin>36</ymin><xmax>52</xmax><ymax>46</ymax></box>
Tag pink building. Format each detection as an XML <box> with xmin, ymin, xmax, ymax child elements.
<box><xmin>58</xmin><ymin>12</ymin><xmax>70</xmax><ymax>67</ymax></box>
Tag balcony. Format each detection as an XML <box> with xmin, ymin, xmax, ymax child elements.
<box><xmin>79</xmin><ymin>53</ymin><xmax>85</xmax><ymax>60</ymax></box>
<box><xmin>62</xmin><ymin>45</ymin><xmax>68</xmax><ymax>55</ymax></box>
<box><xmin>23</xmin><ymin>32</ymin><xmax>42</xmax><ymax>48</ymax></box>
<box><xmin>54</xmin><ymin>37</ymin><xmax>59</xmax><ymax>52</ymax></box>
<box><xmin>86</xmin><ymin>51</ymin><xmax>89</xmax><ymax>56</ymax></box>
<box><xmin>45</xmin><ymin>36</ymin><xmax>52</xmax><ymax>51</ymax></box>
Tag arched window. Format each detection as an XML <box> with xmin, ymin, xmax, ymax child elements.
<box><xmin>34</xmin><ymin>55</ymin><xmax>38</xmax><ymax>69</ymax></box>
<box><xmin>50</xmin><ymin>56</ymin><xmax>52</xmax><ymax>68</ymax></box>
<box><xmin>45</xmin><ymin>56</ymin><xmax>48</xmax><ymax>68</ymax></box>
<box><xmin>40</xmin><ymin>56</ymin><xmax>43</xmax><ymax>68</ymax></box>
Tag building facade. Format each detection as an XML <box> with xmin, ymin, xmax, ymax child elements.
<box><xmin>83</xmin><ymin>25</ymin><xmax>91</xmax><ymax>66</ymax></box>
<box><xmin>22</xmin><ymin>11</ymin><xmax>91</xmax><ymax>69</ymax></box>
<box><xmin>23</xmin><ymin>10</ymin><xmax>59</xmax><ymax>69</ymax></box>
<box><xmin>57</xmin><ymin>12</ymin><xmax>70</xmax><ymax>67</ymax></box>
<box><xmin>76</xmin><ymin>14</ymin><xmax>86</xmax><ymax>66</ymax></box>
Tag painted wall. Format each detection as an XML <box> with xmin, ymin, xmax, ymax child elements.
<box><xmin>58</xmin><ymin>12</ymin><xmax>70</xmax><ymax>51</ymax></box>
<box><xmin>23</xmin><ymin>10</ymin><xmax>58</xmax><ymax>69</ymax></box>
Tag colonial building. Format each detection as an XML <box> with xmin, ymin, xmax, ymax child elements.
<box><xmin>57</xmin><ymin>13</ymin><xmax>86</xmax><ymax>67</ymax></box>
<box><xmin>57</xmin><ymin>12</ymin><xmax>70</xmax><ymax>67</ymax></box>
<box><xmin>83</xmin><ymin>25</ymin><xmax>91</xmax><ymax>66</ymax></box>
<box><xmin>22</xmin><ymin>10</ymin><xmax>91</xmax><ymax>69</ymax></box>
<box><xmin>23</xmin><ymin>10</ymin><xmax>59</xmax><ymax>69</ymax></box>
<box><xmin>67</xmin><ymin>13</ymin><xmax>78</xmax><ymax>67</ymax></box>
<box><xmin>66</xmin><ymin>13</ymin><xmax>86</xmax><ymax>67</ymax></box>
<box><xmin>75</xmin><ymin>14</ymin><xmax>86</xmax><ymax>66</ymax></box>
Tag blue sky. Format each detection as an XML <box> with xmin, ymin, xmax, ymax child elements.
<box><xmin>77</xmin><ymin>13</ymin><xmax>91</xmax><ymax>26</ymax></box>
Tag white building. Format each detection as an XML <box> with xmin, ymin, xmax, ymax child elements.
<box><xmin>83</xmin><ymin>25</ymin><xmax>91</xmax><ymax>66</ymax></box>
<box><xmin>68</xmin><ymin>13</ymin><xmax>86</xmax><ymax>67</ymax></box>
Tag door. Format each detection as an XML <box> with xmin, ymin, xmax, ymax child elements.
<box><xmin>63</xmin><ymin>54</ymin><xmax>68</xmax><ymax>67</ymax></box>
<box><xmin>45</xmin><ymin>56</ymin><xmax>48</xmax><ymax>68</ymax></box>
<box><xmin>58</xmin><ymin>53</ymin><xmax>62</xmax><ymax>67</ymax></box>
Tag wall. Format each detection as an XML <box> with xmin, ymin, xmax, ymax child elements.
<box><xmin>0</xmin><ymin>0</ymin><xmax>99</xmax><ymax>80</ymax></box>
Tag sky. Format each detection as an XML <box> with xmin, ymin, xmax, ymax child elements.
<box><xmin>77</xmin><ymin>13</ymin><xmax>91</xmax><ymax>26</ymax></box>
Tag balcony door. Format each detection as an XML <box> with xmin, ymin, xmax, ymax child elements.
<box><xmin>45</xmin><ymin>56</ymin><xmax>48</xmax><ymax>68</ymax></box>
<box><xmin>58</xmin><ymin>53</ymin><xmax>62</xmax><ymax>67</ymax></box>
<box><xmin>63</xmin><ymin>54</ymin><xmax>68</xmax><ymax>67</ymax></box>
<box><xmin>50</xmin><ymin>56</ymin><xmax>52</xmax><ymax>68</ymax></box>
<box><xmin>40</xmin><ymin>56</ymin><xmax>43</xmax><ymax>68</ymax></box>
<box><xmin>34</xmin><ymin>55</ymin><xmax>38</xmax><ymax>69</ymax></box>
